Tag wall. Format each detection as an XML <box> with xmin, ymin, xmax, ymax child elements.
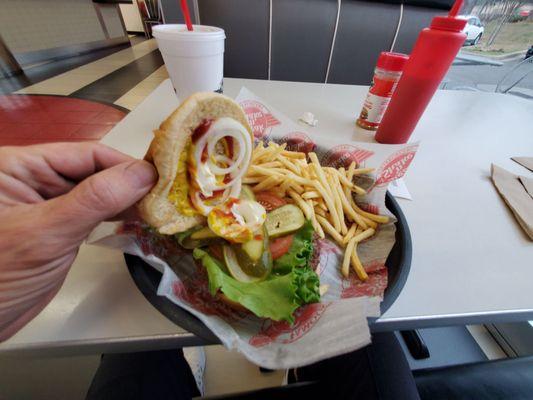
<box><xmin>160</xmin><ymin>0</ymin><xmax>197</xmax><ymax>23</ymax></box>
<box><xmin>0</xmin><ymin>0</ymin><xmax>127</xmax><ymax>64</ymax></box>
<box><xmin>119</xmin><ymin>2</ymin><xmax>144</xmax><ymax>32</ymax></box>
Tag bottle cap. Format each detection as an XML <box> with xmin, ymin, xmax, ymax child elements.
<box><xmin>376</xmin><ymin>52</ymin><xmax>409</xmax><ymax>72</ymax></box>
<box><xmin>430</xmin><ymin>16</ymin><xmax>467</xmax><ymax>32</ymax></box>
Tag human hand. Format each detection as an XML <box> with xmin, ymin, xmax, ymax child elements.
<box><xmin>0</xmin><ymin>142</ymin><xmax>156</xmax><ymax>341</ymax></box>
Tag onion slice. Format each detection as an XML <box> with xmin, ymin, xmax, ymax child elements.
<box><xmin>190</xmin><ymin>117</ymin><xmax>252</xmax><ymax>215</ymax></box>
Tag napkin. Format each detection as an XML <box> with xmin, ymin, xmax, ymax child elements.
<box><xmin>388</xmin><ymin>178</ymin><xmax>412</xmax><ymax>200</ymax></box>
<box><xmin>520</xmin><ymin>176</ymin><xmax>533</xmax><ymax>199</ymax></box>
<box><xmin>512</xmin><ymin>157</ymin><xmax>533</xmax><ymax>172</ymax></box>
<box><xmin>491</xmin><ymin>164</ymin><xmax>533</xmax><ymax>240</ymax></box>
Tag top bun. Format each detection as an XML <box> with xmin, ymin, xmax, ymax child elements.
<box><xmin>138</xmin><ymin>92</ymin><xmax>253</xmax><ymax>234</ymax></box>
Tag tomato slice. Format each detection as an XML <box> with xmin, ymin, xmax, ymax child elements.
<box><xmin>254</xmin><ymin>191</ymin><xmax>287</xmax><ymax>212</ymax></box>
<box><xmin>270</xmin><ymin>234</ymin><xmax>294</xmax><ymax>260</ymax></box>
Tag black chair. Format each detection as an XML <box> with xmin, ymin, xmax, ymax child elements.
<box><xmin>414</xmin><ymin>356</ymin><xmax>533</xmax><ymax>400</ymax></box>
<box><xmin>199</xmin><ymin>355</ymin><xmax>533</xmax><ymax>399</ymax></box>
<box><xmin>195</xmin><ymin>0</ymin><xmax>454</xmax><ymax>85</ymax></box>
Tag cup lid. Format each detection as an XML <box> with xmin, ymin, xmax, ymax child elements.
<box><xmin>152</xmin><ymin>24</ymin><xmax>225</xmax><ymax>41</ymax></box>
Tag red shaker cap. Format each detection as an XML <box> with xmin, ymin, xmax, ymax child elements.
<box><xmin>430</xmin><ymin>15</ymin><xmax>467</xmax><ymax>32</ymax></box>
<box><xmin>376</xmin><ymin>52</ymin><xmax>409</xmax><ymax>72</ymax></box>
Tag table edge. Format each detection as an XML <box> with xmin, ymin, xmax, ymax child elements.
<box><xmin>371</xmin><ymin>308</ymin><xmax>533</xmax><ymax>332</ymax></box>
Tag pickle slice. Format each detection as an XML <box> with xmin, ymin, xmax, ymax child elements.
<box><xmin>265</xmin><ymin>204</ymin><xmax>305</xmax><ymax>238</ymax></box>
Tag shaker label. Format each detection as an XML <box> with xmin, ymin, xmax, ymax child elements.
<box><xmin>361</xmin><ymin>93</ymin><xmax>390</xmax><ymax>124</ymax></box>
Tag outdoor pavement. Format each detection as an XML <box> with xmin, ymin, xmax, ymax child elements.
<box><xmin>444</xmin><ymin>50</ymin><xmax>533</xmax><ymax>99</ymax></box>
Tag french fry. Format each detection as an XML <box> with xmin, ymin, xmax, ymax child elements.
<box><xmin>281</xmin><ymin>150</ymin><xmax>306</xmax><ymax>159</ymax></box>
<box><xmin>285</xmin><ymin>172</ymin><xmax>312</xmax><ymax>186</ymax></box>
<box><xmin>353</xmin><ymin>227</ymin><xmax>375</xmax><ymax>243</ymax></box>
<box><xmin>252</xmin><ymin>175</ymin><xmax>281</xmax><ymax>192</ymax></box>
<box><xmin>316</xmin><ymin>215</ymin><xmax>344</xmax><ymax>246</ymax></box>
<box><xmin>352</xmin><ymin>167</ymin><xmax>374</xmax><ymax>175</ymax></box>
<box><xmin>297</xmin><ymin>158</ymin><xmax>309</xmax><ymax>167</ymax></box>
<box><xmin>248</xmin><ymin>165</ymin><xmax>280</xmax><ymax>176</ymax></box>
<box><xmin>288</xmin><ymin>180</ymin><xmax>305</xmax><ymax>194</ymax></box>
<box><xmin>309</xmin><ymin>153</ymin><xmax>337</xmax><ymax>201</ymax></box>
<box><xmin>251</xmin><ymin>142</ymin><xmax>266</xmax><ymax>161</ymax></box>
<box><xmin>342</xmin><ymin>237</ymin><xmax>357</xmax><ymax>278</ymax></box>
<box><xmin>302</xmin><ymin>191</ymin><xmax>320</xmax><ymax>200</ymax></box>
<box><xmin>288</xmin><ymin>189</ymin><xmax>313</xmax><ymax>221</ymax></box>
<box><xmin>242</xmin><ymin>176</ymin><xmax>264</xmax><ymax>184</ymax></box>
<box><xmin>346</xmin><ymin>194</ymin><xmax>368</xmax><ymax>229</ymax></box>
<box><xmin>340</xmin><ymin>186</ymin><xmax>368</xmax><ymax>228</ymax></box>
<box><xmin>313</xmin><ymin>181</ymin><xmax>342</xmax><ymax>232</ymax></box>
<box><xmin>278</xmin><ymin>156</ymin><xmax>300</xmax><ymax>175</ymax></box>
<box><xmin>351</xmin><ymin>244</ymin><xmax>368</xmax><ymax>281</ymax></box>
<box><xmin>343</xmin><ymin>224</ymin><xmax>357</xmax><ymax>245</ymax></box>
<box><xmin>350</xmin><ymin>201</ymin><xmax>390</xmax><ymax>224</ymax></box>
<box><xmin>359</xmin><ymin>214</ymin><xmax>378</xmax><ymax>229</ymax></box>
<box><xmin>329</xmin><ymin>168</ymin><xmax>355</xmax><ymax>189</ymax></box>
<box><xmin>314</xmin><ymin>207</ymin><xmax>327</xmax><ymax>217</ymax></box>
<box><xmin>266</xmin><ymin>142</ymin><xmax>286</xmax><ymax>161</ymax></box>
<box><xmin>319</xmin><ymin>284</ymin><xmax>330</xmax><ymax>296</ymax></box>
<box><xmin>351</xmin><ymin>184</ymin><xmax>367</xmax><ymax>196</ymax></box>
<box><xmin>255</xmin><ymin>161</ymin><xmax>283</xmax><ymax>168</ymax></box>
<box><xmin>301</xmin><ymin>166</ymin><xmax>310</xmax><ymax>180</ymax></box>
<box><xmin>347</xmin><ymin>161</ymin><xmax>356</xmax><ymax>181</ymax></box>
<box><xmin>280</xmin><ymin>178</ymin><xmax>291</xmax><ymax>191</ymax></box>
<box><xmin>306</xmin><ymin>199</ymin><xmax>324</xmax><ymax>239</ymax></box>
<box><xmin>328</xmin><ymin>173</ymin><xmax>347</xmax><ymax>235</ymax></box>
<box><xmin>316</xmin><ymin>198</ymin><xmax>328</xmax><ymax>211</ymax></box>
<box><xmin>245</xmin><ymin>142</ymin><xmax>387</xmax><ymax>281</ymax></box>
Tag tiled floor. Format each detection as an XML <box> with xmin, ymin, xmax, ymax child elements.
<box><xmin>115</xmin><ymin>65</ymin><xmax>169</xmax><ymax>110</ymax></box>
<box><xmin>0</xmin><ymin>37</ymin><xmax>162</xmax><ymax>146</ymax></box>
<box><xmin>15</xmin><ymin>39</ymin><xmax>159</xmax><ymax>96</ymax></box>
<box><xmin>0</xmin><ymin>95</ymin><xmax>126</xmax><ymax>146</ymax></box>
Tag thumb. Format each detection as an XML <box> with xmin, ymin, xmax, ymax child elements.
<box><xmin>48</xmin><ymin>160</ymin><xmax>157</xmax><ymax>235</ymax></box>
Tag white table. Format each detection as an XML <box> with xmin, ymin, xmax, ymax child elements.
<box><xmin>1</xmin><ymin>78</ymin><xmax>532</xmax><ymax>355</ymax></box>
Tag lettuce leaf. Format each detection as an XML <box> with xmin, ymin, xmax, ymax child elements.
<box><xmin>273</xmin><ymin>220</ymin><xmax>314</xmax><ymax>274</ymax></box>
<box><xmin>293</xmin><ymin>266</ymin><xmax>320</xmax><ymax>305</ymax></box>
<box><xmin>193</xmin><ymin>248</ymin><xmax>319</xmax><ymax>323</ymax></box>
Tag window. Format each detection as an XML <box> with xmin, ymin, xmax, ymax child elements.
<box><xmin>443</xmin><ymin>1</ymin><xmax>533</xmax><ymax>100</ymax></box>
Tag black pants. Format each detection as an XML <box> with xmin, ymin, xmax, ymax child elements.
<box><xmin>86</xmin><ymin>332</ymin><xmax>419</xmax><ymax>400</ymax></box>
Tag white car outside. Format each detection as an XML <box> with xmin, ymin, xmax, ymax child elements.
<box><xmin>459</xmin><ymin>15</ymin><xmax>484</xmax><ymax>46</ymax></box>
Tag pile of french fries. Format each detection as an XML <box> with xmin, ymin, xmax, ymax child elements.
<box><xmin>243</xmin><ymin>141</ymin><xmax>389</xmax><ymax>281</ymax></box>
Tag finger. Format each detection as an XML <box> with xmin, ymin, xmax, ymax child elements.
<box><xmin>0</xmin><ymin>143</ymin><xmax>135</xmax><ymax>199</ymax></box>
<box><xmin>44</xmin><ymin>160</ymin><xmax>156</xmax><ymax>238</ymax></box>
<box><xmin>0</xmin><ymin>171</ymin><xmax>43</xmax><ymax>207</ymax></box>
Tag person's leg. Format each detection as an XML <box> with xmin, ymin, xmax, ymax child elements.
<box><xmin>86</xmin><ymin>349</ymin><xmax>201</xmax><ymax>400</ymax></box>
<box><xmin>292</xmin><ymin>332</ymin><xmax>420</xmax><ymax>400</ymax></box>
<box><xmin>366</xmin><ymin>332</ymin><xmax>420</xmax><ymax>400</ymax></box>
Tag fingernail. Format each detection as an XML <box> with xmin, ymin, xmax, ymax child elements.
<box><xmin>124</xmin><ymin>161</ymin><xmax>157</xmax><ymax>188</ymax></box>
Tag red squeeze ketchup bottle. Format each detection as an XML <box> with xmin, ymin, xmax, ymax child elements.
<box><xmin>375</xmin><ymin>0</ymin><xmax>467</xmax><ymax>144</ymax></box>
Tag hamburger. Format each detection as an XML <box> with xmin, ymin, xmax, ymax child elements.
<box><xmin>139</xmin><ymin>93</ymin><xmax>320</xmax><ymax>323</ymax></box>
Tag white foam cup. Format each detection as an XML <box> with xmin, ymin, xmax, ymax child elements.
<box><xmin>152</xmin><ymin>24</ymin><xmax>225</xmax><ymax>101</ymax></box>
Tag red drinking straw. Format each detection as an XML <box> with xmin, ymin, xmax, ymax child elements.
<box><xmin>180</xmin><ymin>0</ymin><xmax>193</xmax><ymax>31</ymax></box>
<box><xmin>448</xmin><ymin>0</ymin><xmax>463</xmax><ymax>17</ymax></box>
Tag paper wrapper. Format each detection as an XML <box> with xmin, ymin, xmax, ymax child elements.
<box><xmin>88</xmin><ymin>88</ymin><xmax>418</xmax><ymax>369</ymax></box>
